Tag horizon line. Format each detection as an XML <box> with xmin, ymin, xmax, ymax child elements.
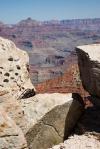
<box><xmin>0</xmin><ymin>17</ymin><xmax>100</xmax><ymax>25</ymax></box>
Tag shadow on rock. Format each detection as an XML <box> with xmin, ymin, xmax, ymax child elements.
<box><xmin>74</xmin><ymin>95</ymin><xmax>100</xmax><ymax>135</ymax></box>
<box><xmin>64</xmin><ymin>93</ymin><xmax>85</xmax><ymax>140</ymax></box>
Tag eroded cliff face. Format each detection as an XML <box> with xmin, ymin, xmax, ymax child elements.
<box><xmin>35</xmin><ymin>64</ymin><xmax>88</xmax><ymax>96</ymax></box>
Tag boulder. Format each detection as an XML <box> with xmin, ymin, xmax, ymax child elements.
<box><xmin>76</xmin><ymin>44</ymin><xmax>100</xmax><ymax>97</ymax></box>
<box><xmin>0</xmin><ymin>107</ymin><xmax>28</xmax><ymax>149</ymax></box>
<box><xmin>19</xmin><ymin>93</ymin><xmax>84</xmax><ymax>149</ymax></box>
<box><xmin>0</xmin><ymin>37</ymin><xmax>35</xmax><ymax>99</ymax></box>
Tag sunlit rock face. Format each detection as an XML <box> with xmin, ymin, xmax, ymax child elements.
<box><xmin>49</xmin><ymin>134</ymin><xmax>100</xmax><ymax>149</ymax></box>
<box><xmin>76</xmin><ymin>44</ymin><xmax>100</xmax><ymax>97</ymax></box>
<box><xmin>0</xmin><ymin>37</ymin><xmax>36</xmax><ymax>99</ymax></box>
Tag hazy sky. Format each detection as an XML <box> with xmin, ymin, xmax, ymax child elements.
<box><xmin>0</xmin><ymin>0</ymin><xmax>100</xmax><ymax>24</ymax></box>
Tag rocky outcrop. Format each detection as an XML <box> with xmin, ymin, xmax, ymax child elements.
<box><xmin>0</xmin><ymin>92</ymin><xmax>84</xmax><ymax>149</ymax></box>
<box><xmin>0</xmin><ymin>107</ymin><xmax>28</xmax><ymax>149</ymax></box>
<box><xmin>76</xmin><ymin>44</ymin><xmax>100</xmax><ymax>97</ymax></box>
<box><xmin>0</xmin><ymin>37</ymin><xmax>36</xmax><ymax>99</ymax></box>
<box><xmin>70</xmin><ymin>44</ymin><xmax>100</xmax><ymax>147</ymax></box>
<box><xmin>0</xmin><ymin>37</ymin><xmax>100</xmax><ymax>149</ymax></box>
<box><xmin>0</xmin><ymin>37</ymin><xmax>36</xmax><ymax>148</ymax></box>
<box><xmin>0</xmin><ymin>38</ymin><xmax>85</xmax><ymax>149</ymax></box>
<box><xmin>51</xmin><ymin>44</ymin><xmax>100</xmax><ymax>149</ymax></box>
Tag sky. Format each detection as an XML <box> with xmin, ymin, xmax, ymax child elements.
<box><xmin>0</xmin><ymin>0</ymin><xmax>100</xmax><ymax>24</ymax></box>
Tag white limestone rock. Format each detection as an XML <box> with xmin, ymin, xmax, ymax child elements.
<box><xmin>0</xmin><ymin>37</ymin><xmax>35</xmax><ymax>99</ymax></box>
<box><xmin>49</xmin><ymin>134</ymin><xmax>100</xmax><ymax>149</ymax></box>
